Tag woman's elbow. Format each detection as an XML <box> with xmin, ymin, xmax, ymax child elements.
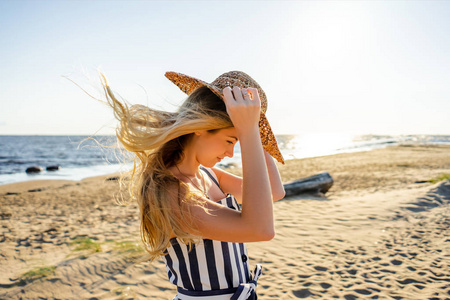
<box><xmin>255</xmin><ymin>226</ymin><xmax>275</xmax><ymax>241</ymax></box>
<box><xmin>273</xmin><ymin>188</ymin><xmax>286</xmax><ymax>201</ymax></box>
<box><xmin>262</xmin><ymin>227</ymin><xmax>276</xmax><ymax>241</ymax></box>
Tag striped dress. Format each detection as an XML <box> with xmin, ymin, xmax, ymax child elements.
<box><xmin>163</xmin><ymin>167</ymin><xmax>262</xmax><ymax>300</ymax></box>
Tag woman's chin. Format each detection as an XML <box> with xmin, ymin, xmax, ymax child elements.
<box><xmin>201</xmin><ymin>161</ymin><xmax>217</xmax><ymax>168</ymax></box>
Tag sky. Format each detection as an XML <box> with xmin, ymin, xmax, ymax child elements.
<box><xmin>0</xmin><ymin>0</ymin><xmax>449</xmax><ymax>136</ymax></box>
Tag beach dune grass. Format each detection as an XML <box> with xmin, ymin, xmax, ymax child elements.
<box><xmin>19</xmin><ymin>266</ymin><xmax>56</xmax><ymax>284</ymax></box>
<box><xmin>70</xmin><ymin>236</ymin><xmax>102</xmax><ymax>253</ymax></box>
<box><xmin>113</xmin><ymin>240</ymin><xmax>144</xmax><ymax>255</ymax></box>
<box><xmin>429</xmin><ymin>173</ymin><xmax>450</xmax><ymax>183</ymax></box>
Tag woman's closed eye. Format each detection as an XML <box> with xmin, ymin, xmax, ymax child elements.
<box><xmin>227</xmin><ymin>140</ymin><xmax>234</xmax><ymax>145</ymax></box>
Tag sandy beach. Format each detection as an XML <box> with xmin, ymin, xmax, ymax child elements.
<box><xmin>1</xmin><ymin>144</ymin><xmax>449</xmax><ymax>299</ymax></box>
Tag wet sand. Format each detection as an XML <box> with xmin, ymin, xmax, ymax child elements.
<box><xmin>1</xmin><ymin>144</ymin><xmax>449</xmax><ymax>299</ymax></box>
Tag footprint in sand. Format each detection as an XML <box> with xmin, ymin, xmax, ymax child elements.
<box><xmin>354</xmin><ymin>288</ymin><xmax>372</xmax><ymax>295</ymax></box>
<box><xmin>397</xmin><ymin>278</ymin><xmax>425</xmax><ymax>285</ymax></box>
<box><xmin>414</xmin><ymin>284</ymin><xmax>426</xmax><ymax>290</ymax></box>
<box><xmin>371</xmin><ymin>256</ymin><xmax>382</xmax><ymax>261</ymax></box>
<box><xmin>347</xmin><ymin>269</ymin><xmax>357</xmax><ymax>275</ymax></box>
<box><xmin>293</xmin><ymin>288</ymin><xmax>313</xmax><ymax>298</ymax></box>
<box><xmin>320</xmin><ymin>282</ymin><xmax>332</xmax><ymax>289</ymax></box>
<box><xmin>379</xmin><ymin>268</ymin><xmax>396</xmax><ymax>274</ymax></box>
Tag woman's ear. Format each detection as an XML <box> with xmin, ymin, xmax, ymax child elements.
<box><xmin>194</xmin><ymin>130</ymin><xmax>207</xmax><ymax>136</ymax></box>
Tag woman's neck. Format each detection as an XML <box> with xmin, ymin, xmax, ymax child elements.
<box><xmin>175</xmin><ymin>147</ymin><xmax>201</xmax><ymax>177</ymax></box>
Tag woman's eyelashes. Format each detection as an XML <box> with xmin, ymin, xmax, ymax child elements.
<box><xmin>227</xmin><ymin>140</ymin><xmax>234</xmax><ymax>145</ymax></box>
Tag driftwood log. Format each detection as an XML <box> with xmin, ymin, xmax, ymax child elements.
<box><xmin>283</xmin><ymin>172</ymin><xmax>333</xmax><ymax>197</ymax></box>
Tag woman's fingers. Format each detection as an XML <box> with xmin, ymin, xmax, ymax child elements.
<box><xmin>225</xmin><ymin>86</ymin><xmax>257</xmax><ymax>102</ymax></box>
<box><xmin>232</xmin><ymin>86</ymin><xmax>245</xmax><ymax>102</ymax></box>
<box><xmin>241</xmin><ymin>88</ymin><xmax>252</xmax><ymax>100</ymax></box>
<box><xmin>223</xmin><ymin>86</ymin><xmax>250</xmax><ymax>106</ymax></box>
<box><xmin>247</xmin><ymin>88</ymin><xmax>260</xmax><ymax>104</ymax></box>
<box><xmin>222</xmin><ymin>86</ymin><xmax>236</xmax><ymax>106</ymax></box>
<box><xmin>222</xmin><ymin>86</ymin><xmax>261</xmax><ymax>134</ymax></box>
<box><xmin>223</xmin><ymin>87</ymin><xmax>261</xmax><ymax>112</ymax></box>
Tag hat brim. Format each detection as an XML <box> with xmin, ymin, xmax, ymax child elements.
<box><xmin>165</xmin><ymin>71</ymin><xmax>284</xmax><ymax>164</ymax></box>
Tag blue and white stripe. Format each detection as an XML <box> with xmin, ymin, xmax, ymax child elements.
<box><xmin>164</xmin><ymin>195</ymin><xmax>252</xmax><ymax>289</ymax></box>
<box><xmin>171</xmin><ymin>264</ymin><xmax>262</xmax><ymax>300</ymax></box>
<box><xmin>164</xmin><ymin>167</ymin><xmax>262</xmax><ymax>300</ymax></box>
<box><xmin>164</xmin><ymin>167</ymin><xmax>261</xmax><ymax>299</ymax></box>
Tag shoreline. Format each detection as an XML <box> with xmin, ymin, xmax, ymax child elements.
<box><xmin>2</xmin><ymin>138</ymin><xmax>449</xmax><ymax>186</ymax></box>
<box><xmin>1</xmin><ymin>144</ymin><xmax>449</xmax><ymax>299</ymax></box>
<box><xmin>2</xmin><ymin>143</ymin><xmax>449</xmax><ymax>192</ymax></box>
<box><xmin>0</xmin><ymin>173</ymin><xmax>122</xmax><ymax>196</ymax></box>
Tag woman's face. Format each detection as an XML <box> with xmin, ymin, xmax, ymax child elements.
<box><xmin>193</xmin><ymin>127</ymin><xmax>238</xmax><ymax>167</ymax></box>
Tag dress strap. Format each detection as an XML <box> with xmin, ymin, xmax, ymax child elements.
<box><xmin>200</xmin><ymin>166</ymin><xmax>225</xmax><ymax>194</ymax></box>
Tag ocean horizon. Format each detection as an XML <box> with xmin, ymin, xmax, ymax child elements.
<box><xmin>1</xmin><ymin>134</ymin><xmax>449</xmax><ymax>185</ymax></box>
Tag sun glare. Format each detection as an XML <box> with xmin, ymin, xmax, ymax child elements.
<box><xmin>284</xmin><ymin>133</ymin><xmax>356</xmax><ymax>159</ymax></box>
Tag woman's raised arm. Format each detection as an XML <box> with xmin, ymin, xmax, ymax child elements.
<box><xmin>178</xmin><ymin>86</ymin><xmax>275</xmax><ymax>242</ymax></box>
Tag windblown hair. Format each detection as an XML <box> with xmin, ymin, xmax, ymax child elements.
<box><xmin>98</xmin><ymin>73</ymin><xmax>232</xmax><ymax>261</ymax></box>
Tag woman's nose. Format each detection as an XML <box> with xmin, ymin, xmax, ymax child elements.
<box><xmin>225</xmin><ymin>147</ymin><xmax>234</xmax><ymax>158</ymax></box>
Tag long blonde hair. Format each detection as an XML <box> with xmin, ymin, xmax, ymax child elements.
<box><xmin>98</xmin><ymin>73</ymin><xmax>233</xmax><ymax>261</ymax></box>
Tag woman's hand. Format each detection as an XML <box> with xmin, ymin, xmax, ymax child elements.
<box><xmin>222</xmin><ymin>86</ymin><xmax>261</xmax><ymax>137</ymax></box>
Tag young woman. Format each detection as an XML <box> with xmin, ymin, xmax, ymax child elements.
<box><xmin>99</xmin><ymin>70</ymin><xmax>285</xmax><ymax>299</ymax></box>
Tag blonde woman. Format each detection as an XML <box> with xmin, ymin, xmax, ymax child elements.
<box><xmin>100</xmin><ymin>70</ymin><xmax>285</xmax><ymax>299</ymax></box>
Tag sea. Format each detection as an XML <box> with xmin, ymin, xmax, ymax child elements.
<box><xmin>0</xmin><ymin>134</ymin><xmax>449</xmax><ymax>185</ymax></box>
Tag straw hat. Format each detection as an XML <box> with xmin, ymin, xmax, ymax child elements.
<box><xmin>165</xmin><ymin>70</ymin><xmax>284</xmax><ymax>164</ymax></box>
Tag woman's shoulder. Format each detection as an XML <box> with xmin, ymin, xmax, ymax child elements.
<box><xmin>201</xmin><ymin>166</ymin><xmax>220</xmax><ymax>181</ymax></box>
